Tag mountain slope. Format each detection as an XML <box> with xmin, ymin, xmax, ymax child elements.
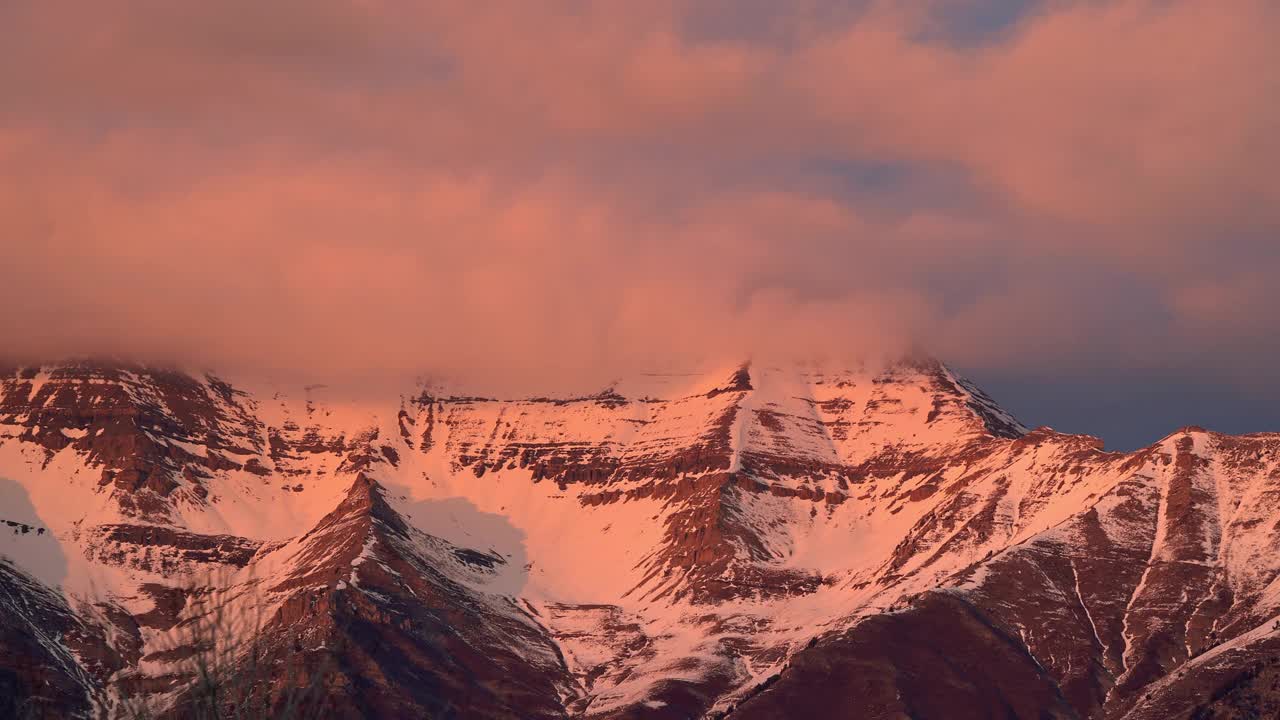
<box><xmin>2</xmin><ymin>359</ymin><xmax>1279</xmax><ymax>718</ymax></box>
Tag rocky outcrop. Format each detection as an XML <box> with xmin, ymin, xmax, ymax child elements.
<box><xmin>147</xmin><ymin>476</ymin><xmax>571</xmax><ymax>720</ymax></box>
<box><xmin>0</xmin><ymin>560</ymin><xmax>98</xmax><ymax>720</ymax></box>
<box><xmin>727</xmin><ymin>592</ymin><xmax>1079</xmax><ymax>720</ymax></box>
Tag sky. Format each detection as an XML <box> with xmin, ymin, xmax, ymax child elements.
<box><xmin>1</xmin><ymin>1</ymin><xmax>1277</xmax><ymax>450</ymax></box>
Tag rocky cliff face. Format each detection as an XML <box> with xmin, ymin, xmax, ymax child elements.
<box><xmin>1</xmin><ymin>359</ymin><xmax>1278</xmax><ymax>718</ymax></box>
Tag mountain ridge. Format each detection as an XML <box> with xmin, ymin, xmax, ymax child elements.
<box><xmin>2</xmin><ymin>359</ymin><xmax>1279</xmax><ymax>718</ymax></box>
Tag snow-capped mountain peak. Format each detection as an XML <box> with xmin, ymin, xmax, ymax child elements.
<box><xmin>2</xmin><ymin>360</ymin><xmax>1278</xmax><ymax>718</ymax></box>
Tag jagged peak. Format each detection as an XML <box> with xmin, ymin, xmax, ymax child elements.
<box><xmin>302</xmin><ymin>474</ymin><xmax>409</xmax><ymax>543</ymax></box>
<box><xmin>937</xmin><ymin>365</ymin><xmax>1029</xmax><ymax>440</ymax></box>
<box><xmin>705</xmin><ymin>363</ymin><xmax>753</xmax><ymax>398</ymax></box>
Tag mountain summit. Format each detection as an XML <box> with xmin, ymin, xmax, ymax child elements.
<box><xmin>2</xmin><ymin>360</ymin><xmax>1278</xmax><ymax>718</ymax></box>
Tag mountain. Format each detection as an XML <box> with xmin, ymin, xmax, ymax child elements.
<box><xmin>2</xmin><ymin>359</ymin><xmax>1279</xmax><ymax>719</ymax></box>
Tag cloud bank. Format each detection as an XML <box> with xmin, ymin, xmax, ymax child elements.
<box><xmin>1</xmin><ymin>0</ymin><xmax>1277</xmax><ymax>389</ymax></box>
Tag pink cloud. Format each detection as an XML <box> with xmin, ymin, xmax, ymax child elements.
<box><xmin>0</xmin><ymin>1</ymin><xmax>1276</xmax><ymax>386</ymax></box>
